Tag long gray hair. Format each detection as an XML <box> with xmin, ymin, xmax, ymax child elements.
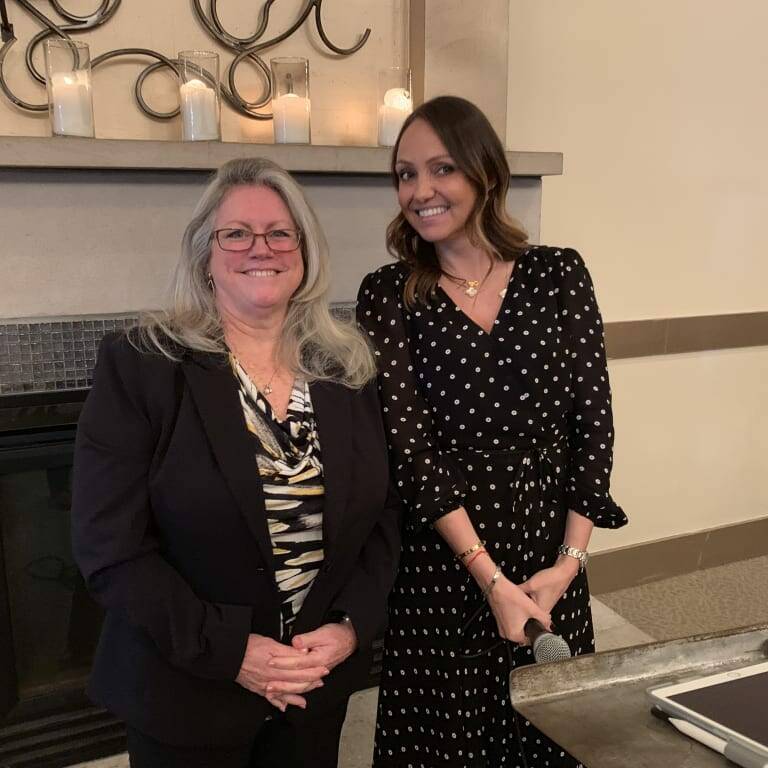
<box><xmin>137</xmin><ymin>157</ymin><xmax>375</xmax><ymax>389</ymax></box>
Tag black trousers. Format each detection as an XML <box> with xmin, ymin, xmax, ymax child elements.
<box><xmin>127</xmin><ymin>702</ymin><xmax>349</xmax><ymax>768</ymax></box>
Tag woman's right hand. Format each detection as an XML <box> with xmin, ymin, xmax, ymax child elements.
<box><xmin>466</xmin><ymin>555</ymin><xmax>550</xmax><ymax>645</ymax></box>
<box><xmin>235</xmin><ymin>634</ymin><xmax>330</xmax><ymax>707</ymax></box>
<box><xmin>485</xmin><ymin>575</ymin><xmax>552</xmax><ymax>645</ymax></box>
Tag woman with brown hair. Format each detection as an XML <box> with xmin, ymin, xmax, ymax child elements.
<box><xmin>357</xmin><ymin>96</ymin><xmax>627</xmax><ymax>766</ymax></box>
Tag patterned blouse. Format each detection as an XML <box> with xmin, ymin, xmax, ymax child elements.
<box><xmin>231</xmin><ymin>357</ymin><xmax>325</xmax><ymax>639</ymax></box>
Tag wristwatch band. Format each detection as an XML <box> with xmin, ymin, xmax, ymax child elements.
<box><xmin>557</xmin><ymin>544</ymin><xmax>589</xmax><ymax>571</ymax></box>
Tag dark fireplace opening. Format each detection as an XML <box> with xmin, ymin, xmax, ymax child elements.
<box><xmin>0</xmin><ymin>392</ymin><xmax>125</xmax><ymax>768</ymax></box>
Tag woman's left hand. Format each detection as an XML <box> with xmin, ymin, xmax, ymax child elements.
<box><xmin>519</xmin><ymin>557</ymin><xmax>580</xmax><ymax>615</ymax></box>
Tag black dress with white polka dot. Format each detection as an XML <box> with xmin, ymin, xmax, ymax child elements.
<box><xmin>357</xmin><ymin>246</ymin><xmax>628</xmax><ymax>767</ymax></box>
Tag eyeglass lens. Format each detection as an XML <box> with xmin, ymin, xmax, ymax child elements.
<box><xmin>215</xmin><ymin>228</ymin><xmax>300</xmax><ymax>252</ymax></box>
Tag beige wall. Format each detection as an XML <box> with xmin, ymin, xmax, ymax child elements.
<box><xmin>0</xmin><ymin>170</ymin><xmax>392</xmax><ymax>315</ymax></box>
<box><xmin>507</xmin><ymin>2</ymin><xmax>768</xmax><ymax>550</ymax></box>
<box><xmin>0</xmin><ymin>170</ymin><xmax>541</xmax><ymax>316</ymax></box>
<box><xmin>591</xmin><ymin>346</ymin><xmax>768</xmax><ymax>553</ymax></box>
<box><xmin>412</xmin><ymin>0</ymin><xmax>509</xmax><ymax>138</ymax></box>
<box><xmin>0</xmin><ymin>0</ymin><xmax>406</xmax><ymax>146</ymax></box>
<box><xmin>507</xmin><ymin>1</ymin><xmax>768</xmax><ymax>320</ymax></box>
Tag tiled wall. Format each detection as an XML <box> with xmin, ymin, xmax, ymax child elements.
<box><xmin>0</xmin><ymin>315</ymin><xmax>137</xmax><ymax>395</ymax></box>
<box><xmin>0</xmin><ymin>306</ymin><xmax>355</xmax><ymax>396</ymax></box>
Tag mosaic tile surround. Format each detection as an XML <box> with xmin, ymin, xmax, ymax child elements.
<box><xmin>0</xmin><ymin>305</ymin><xmax>355</xmax><ymax>396</ymax></box>
<box><xmin>0</xmin><ymin>315</ymin><xmax>137</xmax><ymax>395</ymax></box>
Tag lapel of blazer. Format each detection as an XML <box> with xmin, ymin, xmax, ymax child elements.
<box><xmin>310</xmin><ymin>379</ymin><xmax>353</xmax><ymax>566</ymax></box>
<box><xmin>181</xmin><ymin>351</ymin><xmax>276</xmax><ymax>580</ymax></box>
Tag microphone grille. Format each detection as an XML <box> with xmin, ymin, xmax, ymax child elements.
<box><xmin>532</xmin><ymin>633</ymin><xmax>572</xmax><ymax>663</ymax></box>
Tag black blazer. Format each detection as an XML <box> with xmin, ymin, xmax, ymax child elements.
<box><xmin>72</xmin><ymin>333</ymin><xmax>401</xmax><ymax>746</ymax></box>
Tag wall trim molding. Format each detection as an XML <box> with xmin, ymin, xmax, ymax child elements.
<box><xmin>605</xmin><ymin>311</ymin><xmax>768</xmax><ymax>359</ymax></box>
<box><xmin>589</xmin><ymin>516</ymin><xmax>768</xmax><ymax>594</ymax></box>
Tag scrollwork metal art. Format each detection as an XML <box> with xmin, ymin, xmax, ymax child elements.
<box><xmin>0</xmin><ymin>0</ymin><xmax>371</xmax><ymax>121</ymax></box>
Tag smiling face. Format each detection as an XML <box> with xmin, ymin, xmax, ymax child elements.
<box><xmin>208</xmin><ymin>185</ymin><xmax>304</xmax><ymax>323</ymax></box>
<box><xmin>394</xmin><ymin>118</ymin><xmax>478</xmax><ymax>250</ymax></box>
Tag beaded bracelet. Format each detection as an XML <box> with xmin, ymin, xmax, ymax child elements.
<box><xmin>482</xmin><ymin>566</ymin><xmax>502</xmax><ymax>598</ymax></box>
<box><xmin>456</xmin><ymin>540</ymin><xmax>485</xmax><ymax>561</ymax></box>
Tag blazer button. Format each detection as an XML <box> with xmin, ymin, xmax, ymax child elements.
<box><xmin>322</xmin><ymin>562</ymin><xmax>334</xmax><ymax>574</ymax></box>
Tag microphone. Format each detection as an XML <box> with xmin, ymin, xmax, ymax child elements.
<box><xmin>524</xmin><ymin>619</ymin><xmax>572</xmax><ymax>663</ymax></box>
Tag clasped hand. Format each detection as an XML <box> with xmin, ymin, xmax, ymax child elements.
<box><xmin>487</xmin><ymin>560</ymin><xmax>578</xmax><ymax>645</ymax></box>
<box><xmin>236</xmin><ymin>622</ymin><xmax>357</xmax><ymax>712</ymax></box>
<box><xmin>519</xmin><ymin>558</ymin><xmax>580</xmax><ymax>615</ymax></box>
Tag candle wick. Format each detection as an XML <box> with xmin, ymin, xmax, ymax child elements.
<box><xmin>286</xmin><ymin>72</ymin><xmax>294</xmax><ymax>95</ymax></box>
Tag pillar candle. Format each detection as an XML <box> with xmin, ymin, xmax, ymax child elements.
<box><xmin>378</xmin><ymin>87</ymin><xmax>412</xmax><ymax>146</ymax></box>
<box><xmin>272</xmin><ymin>93</ymin><xmax>311</xmax><ymax>144</ymax></box>
<box><xmin>179</xmin><ymin>78</ymin><xmax>220</xmax><ymax>141</ymax></box>
<box><xmin>50</xmin><ymin>71</ymin><xmax>94</xmax><ymax>138</ymax></box>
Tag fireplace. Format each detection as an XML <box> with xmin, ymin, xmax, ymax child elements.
<box><xmin>0</xmin><ymin>391</ymin><xmax>125</xmax><ymax>768</ymax></box>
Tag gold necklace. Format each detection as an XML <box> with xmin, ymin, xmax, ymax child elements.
<box><xmin>442</xmin><ymin>260</ymin><xmax>494</xmax><ymax>298</ymax></box>
<box><xmin>499</xmin><ymin>261</ymin><xmax>514</xmax><ymax>299</ymax></box>
<box><xmin>444</xmin><ymin>259</ymin><xmax>514</xmax><ymax>300</ymax></box>
<box><xmin>261</xmin><ymin>368</ymin><xmax>278</xmax><ymax>396</ymax></box>
<box><xmin>441</xmin><ymin>262</ymin><xmax>493</xmax><ymax>299</ymax></box>
<box><xmin>230</xmin><ymin>353</ymin><xmax>278</xmax><ymax>395</ymax></box>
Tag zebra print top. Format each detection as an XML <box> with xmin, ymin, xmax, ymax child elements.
<box><xmin>231</xmin><ymin>357</ymin><xmax>325</xmax><ymax>639</ymax></box>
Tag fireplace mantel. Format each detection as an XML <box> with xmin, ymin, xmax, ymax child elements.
<box><xmin>0</xmin><ymin>136</ymin><xmax>562</xmax><ymax>176</ymax></box>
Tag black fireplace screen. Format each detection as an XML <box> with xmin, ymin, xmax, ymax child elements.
<box><xmin>1</xmin><ymin>425</ymin><xmax>99</xmax><ymax>706</ymax></box>
<box><xmin>0</xmin><ymin>395</ymin><xmax>124</xmax><ymax>767</ymax></box>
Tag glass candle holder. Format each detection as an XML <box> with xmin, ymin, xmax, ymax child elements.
<box><xmin>270</xmin><ymin>57</ymin><xmax>311</xmax><ymax>144</ymax></box>
<box><xmin>43</xmin><ymin>38</ymin><xmax>95</xmax><ymax>138</ymax></box>
<box><xmin>377</xmin><ymin>67</ymin><xmax>412</xmax><ymax>147</ymax></box>
<box><xmin>178</xmin><ymin>50</ymin><xmax>221</xmax><ymax>142</ymax></box>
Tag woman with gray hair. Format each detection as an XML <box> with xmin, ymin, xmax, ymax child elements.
<box><xmin>72</xmin><ymin>158</ymin><xmax>401</xmax><ymax>768</ymax></box>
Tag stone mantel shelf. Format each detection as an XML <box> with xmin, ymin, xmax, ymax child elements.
<box><xmin>0</xmin><ymin>136</ymin><xmax>563</xmax><ymax>177</ymax></box>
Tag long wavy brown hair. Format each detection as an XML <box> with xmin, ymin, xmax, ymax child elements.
<box><xmin>386</xmin><ymin>96</ymin><xmax>529</xmax><ymax>306</ymax></box>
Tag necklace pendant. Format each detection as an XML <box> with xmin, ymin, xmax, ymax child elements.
<box><xmin>264</xmin><ymin>384</ymin><xmax>273</xmax><ymax>395</ymax></box>
<box><xmin>464</xmin><ymin>280</ymin><xmax>480</xmax><ymax>298</ymax></box>
<box><xmin>499</xmin><ymin>287</ymin><xmax>508</xmax><ymax>299</ymax></box>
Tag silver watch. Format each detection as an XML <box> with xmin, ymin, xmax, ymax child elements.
<box><xmin>557</xmin><ymin>544</ymin><xmax>589</xmax><ymax>571</ymax></box>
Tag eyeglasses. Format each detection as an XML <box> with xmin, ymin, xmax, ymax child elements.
<box><xmin>213</xmin><ymin>228</ymin><xmax>302</xmax><ymax>253</ymax></box>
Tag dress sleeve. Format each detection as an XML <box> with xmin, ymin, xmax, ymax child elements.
<box><xmin>357</xmin><ymin>267</ymin><xmax>467</xmax><ymax>532</ymax></box>
<box><xmin>555</xmin><ymin>249</ymin><xmax>628</xmax><ymax>529</ymax></box>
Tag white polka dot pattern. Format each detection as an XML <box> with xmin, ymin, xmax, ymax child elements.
<box><xmin>357</xmin><ymin>246</ymin><xmax>626</xmax><ymax>532</ymax></box>
<box><xmin>356</xmin><ymin>246</ymin><xmax>627</xmax><ymax>767</ymax></box>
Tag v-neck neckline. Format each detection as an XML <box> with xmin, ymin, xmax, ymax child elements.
<box><xmin>436</xmin><ymin>256</ymin><xmax>521</xmax><ymax>337</ymax></box>
<box><xmin>253</xmin><ymin>382</ymin><xmax>299</xmax><ymax>427</ymax></box>
<box><xmin>231</xmin><ymin>356</ymin><xmax>302</xmax><ymax>426</ymax></box>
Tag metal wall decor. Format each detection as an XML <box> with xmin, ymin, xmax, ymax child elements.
<box><xmin>0</xmin><ymin>0</ymin><xmax>370</xmax><ymax>122</ymax></box>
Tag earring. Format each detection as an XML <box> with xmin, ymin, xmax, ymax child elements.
<box><xmin>207</xmin><ymin>272</ymin><xmax>215</xmax><ymax>292</ymax></box>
